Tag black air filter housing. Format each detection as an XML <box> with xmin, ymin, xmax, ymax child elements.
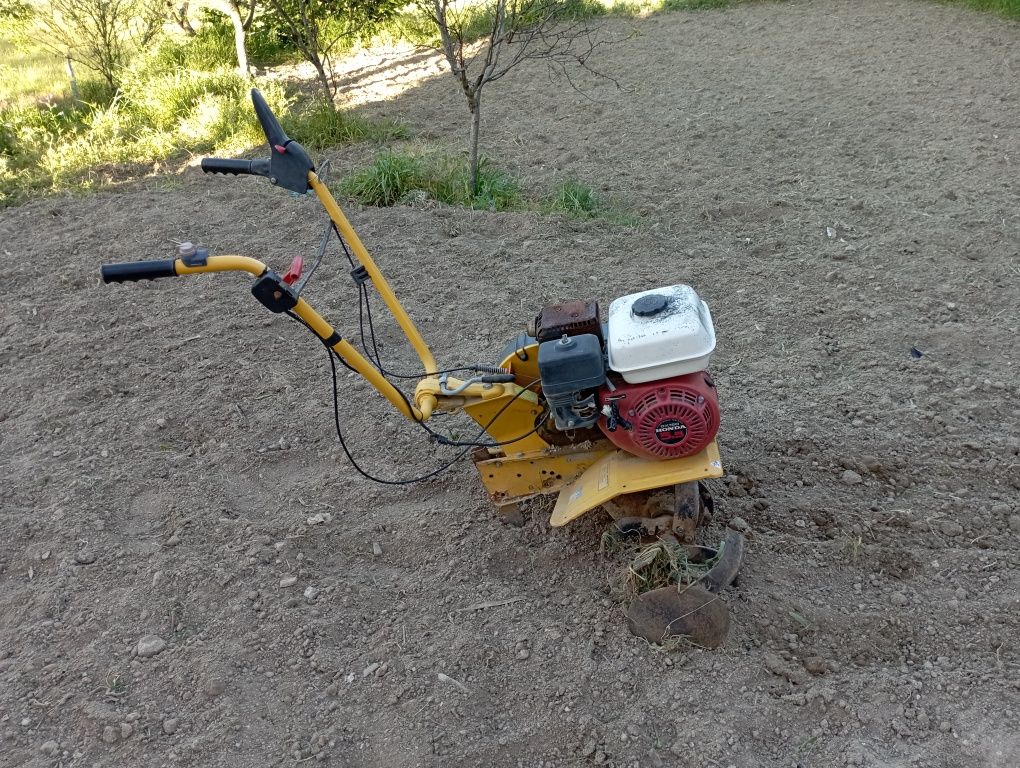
<box><xmin>538</xmin><ymin>334</ymin><xmax>606</xmax><ymax>431</ymax></box>
<box><xmin>538</xmin><ymin>334</ymin><xmax>605</xmax><ymax>395</ymax></box>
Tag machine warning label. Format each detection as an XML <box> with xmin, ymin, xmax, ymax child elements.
<box><xmin>655</xmin><ymin>419</ymin><xmax>688</xmax><ymax>445</ymax></box>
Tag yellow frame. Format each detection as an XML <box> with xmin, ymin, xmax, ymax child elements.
<box><xmin>162</xmin><ymin>171</ymin><xmax>725</xmax><ymax>524</ymax></box>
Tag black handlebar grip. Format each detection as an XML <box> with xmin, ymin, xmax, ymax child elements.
<box><xmin>200</xmin><ymin>157</ymin><xmax>270</xmax><ymax>176</ymax></box>
<box><xmin>101</xmin><ymin>259</ymin><xmax>178</xmax><ymax>283</ymax></box>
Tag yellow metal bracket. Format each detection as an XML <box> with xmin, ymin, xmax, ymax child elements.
<box><xmin>474</xmin><ymin>444</ymin><xmax>612</xmax><ymax>505</ymax></box>
<box><xmin>549</xmin><ymin>441</ymin><xmax>724</xmax><ymax>527</ymax></box>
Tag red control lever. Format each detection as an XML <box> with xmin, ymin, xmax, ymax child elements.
<box><xmin>282</xmin><ymin>255</ymin><xmax>303</xmax><ymax>286</ymax></box>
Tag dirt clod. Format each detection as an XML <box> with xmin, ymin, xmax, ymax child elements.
<box><xmin>74</xmin><ymin>549</ymin><xmax>97</xmax><ymax>565</ymax></box>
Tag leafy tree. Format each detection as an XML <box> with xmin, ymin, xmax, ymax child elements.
<box><xmin>30</xmin><ymin>0</ymin><xmax>165</xmax><ymax>90</ymax></box>
<box><xmin>0</xmin><ymin>0</ymin><xmax>31</xmax><ymax>25</ymax></box>
<box><xmin>263</xmin><ymin>0</ymin><xmax>402</xmax><ymax>105</ymax></box>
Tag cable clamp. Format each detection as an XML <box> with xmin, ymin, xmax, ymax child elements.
<box><xmin>350</xmin><ymin>265</ymin><xmax>370</xmax><ymax>285</ymax></box>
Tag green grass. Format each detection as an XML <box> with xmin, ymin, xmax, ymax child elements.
<box><xmin>341</xmin><ymin>150</ymin><xmax>426</xmax><ymax>206</ymax></box>
<box><xmin>341</xmin><ymin>150</ymin><xmax>521</xmax><ymax>210</ymax></box>
<box><xmin>341</xmin><ymin>151</ymin><xmax>637</xmax><ymax>221</ymax></box>
<box><xmin>0</xmin><ymin>36</ymin><xmax>67</xmax><ymax>107</ymax></box>
<box><xmin>286</xmin><ymin>100</ymin><xmax>408</xmax><ymax>150</ymax></box>
<box><xmin>0</xmin><ymin>62</ymin><xmax>406</xmax><ymax>207</ymax></box>
<box><xmin>547</xmin><ymin>179</ymin><xmax>602</xmax><ymax>217</ymax></box>
<box><xmin>938</xmin><ymin>0</ymin><xmax>1020</xmax><ymax>18</ymax></box>
<box><xmin>544</xmin><ymin>178</ymin><xmax>638</xmax><ymax>224</ymax></box>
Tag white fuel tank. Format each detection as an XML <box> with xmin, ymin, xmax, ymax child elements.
<box><xmin>605</xmin><ymin>284</ymin><xmax>716</xmax><ymax>384</ymax></box>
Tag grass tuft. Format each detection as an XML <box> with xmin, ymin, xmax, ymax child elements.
<box><xmin>341</xmin><ymin>150</ymin><xmax>520</xmax><ymax>210</ymax></box>
<box><xmin>547</xmin><ymin>179</ymin><xmax>602</xmax><ymax>217</ymax></box>
<box><xmin>342</xmin><ymin>150</ymin><xmax>426</xmax><ymax>206</ymax></box>
<box><xmin>287</xmin><ymin>101</ymin><xmax>408</xmax><ymax>151</ymax></box>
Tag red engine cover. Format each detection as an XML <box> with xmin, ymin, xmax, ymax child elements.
<box><xmin>598</xmin><ymin>371</ymin><xmax>720</xmax><ymax>460</ymax></box>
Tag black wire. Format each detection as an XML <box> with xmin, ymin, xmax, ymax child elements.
<box><xmin>324</xmin><ymin>344</ymin><xmax>475</xmax><ymax>485</ymax></box>
<box><xmin>285</xmin><ymin>310</ymin><xmax>358</xmax><ymax>374</ymax></box>
<box><xmin>314</xmin><ymin>217</ymin><xmax>546</xmax><ymax>452</ymax></box>
<box><xmin>360</xmin><ymin>283</ymin><xmax>385</xmax><ymax>369</ymax></box>
<box><xmin>329</xmin><ymin>219</ymin><xmax>483</xmax><ymax>380</ymax></box>
<box><xmin>282</xmin><ymin>311</ymin><xmax>550</xmax><ymax>483</ymax></box>
<box><xmin>414</xmin><ymin>378</ymin><xmax>549</xmax><ymax>448</ymax></box>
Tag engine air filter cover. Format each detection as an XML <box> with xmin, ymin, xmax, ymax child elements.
<box><xmin>606</xmin><ymin>284</ymin><xmax>716</xmax><ymax>384</ymax></box>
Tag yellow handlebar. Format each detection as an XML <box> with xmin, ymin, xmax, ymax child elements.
<box><xmin>174</xmin><ymin>255</ymin><xmax>267</xmax><ymax>277</ymax></box>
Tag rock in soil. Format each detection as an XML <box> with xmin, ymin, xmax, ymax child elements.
<box><xmin>135</xmin><ymin>634</ymin><xmax>166</xmax><ymax>658</ymax></box>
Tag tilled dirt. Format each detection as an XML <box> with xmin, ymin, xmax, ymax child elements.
<box><xmin>1</xmin><ymin>1</ymin><xmax>1019</xmax><ymax>766</ymax></box>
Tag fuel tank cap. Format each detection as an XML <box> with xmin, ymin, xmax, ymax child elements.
<box><xmin>632</xmin><ymin>293</ymin><xmax>669</xmax><ymax>317</ymax></box>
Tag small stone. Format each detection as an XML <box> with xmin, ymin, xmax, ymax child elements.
<box><xmin>303</xmin><ymin>586</ymin><xmax>320</xmax><ymax>601</ymax></box>
<box><xmin>516</xmin><ymin>648</ymin><xmax>531</xmax><ymax>660</ymax></box>
<box><xmin>890</xmin><ymin>592</ymin><xmax>910</xmax><ymax>608</ymax></box>
<box><xmin>372</xmin><ymin>542</ymin><xmax>383</xmax><ymax>557</ymax></box>
<box><xmin>136</xmin><ymin>634</ymin><xmax>166</xmax><ymax>658</ymax></box>
<box><xmin>102</xmin><ymin>725</ymin><xmax>118</xmax><ymax>744</ymax></box>
<box><xmin>165</xmin><ymin>533</ymin><xmax>180</xmax><ymax>547</ymax></box>
<box><xmin>939</xmin><ymin>520</ymin><xmax>964</xmax><ymax>537</ymax></box>
<box><xmin>156</xmin><ymin>418</ymin><xmax>167</xmax><ymax>429</ymax></box>
<box><xmin>119</xmin><ymin>723</ymin><xmax>133</xmax><ymax>739</ymax></box>
<box><xmin>841</xmin><ymin>470</ymin><xmax>863</xmax><ymax>485</ymax></box>
<box><xmin>728</xmin><ymin>516</ymin><xmax>751</xmax><ymax>534</ymax></box>
<box><xmin>203</xmin><ymin>678</ymin><xmax>227</xmax><ymax>698</ymax></box>
<box><xmin>74</xmin><ymin>549</ymin><xmax>97</xmax><ymax>565</ymax></box>
<box><xmin>163</xmin><ymin>718</ymin><xmax>179</xmax><ymax>735</ymax></box>
<box><xmin>803</xmin><ymin>656</ymin><xmax>828</xmax><ymax>675</ymax></box>
<box><xmin>362</xmin><ymin>662</ymin><xmax>380</xmax><ymax>677</ymax></box>
<box><xmin>1008</xmin><ymin>515</ymin><xmax>1020</xmax><ymax>534</ymax></box>
<box><xmin>860</xmin><ymin>455</ymin><xmax>882</xmax><ymax>472</ymax></box>
<box><xmin>39</xmin><ymin>740</ymin><xmax>59</xmax><ymax>756</ymax></box>
<box><xmin>279</xmin><ymin>575</ymin><xmax>298</xmax><ymax>588</ymax></box>
<box><xmin>306</xmin><ymin>513</ymin><xmax>332</xmax><ymax>525</ymax></box>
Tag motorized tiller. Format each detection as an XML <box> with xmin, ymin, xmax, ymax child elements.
<box><xmin>100</xmin><ymin>90</ymin><xmax>745</xmax><ymax>647</ymax></box>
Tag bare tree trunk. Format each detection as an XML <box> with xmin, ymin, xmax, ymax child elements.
<box><xmin>225</xmin><ymin>2</ymin><xmax>249</xmax><ymax>76</ymax></box>
<box><xmin>312</xmin><ymin>58</ymin><xmax>334</xmax><ymax>106</ymax></box>
<box><xmin>469</xmin><ymin>91</ymin><xmax>481</xmax><ymax>195</ymax></box>
<box><xmin>204</xmin><ymin>0</ymin><xmax>250</xmax><ymax>76</ymax></box>
<box><xmin>65</xmin><ymin>56</ymin><xmax>80</xmax><ymax>101</ymax></box>
<box><xmin>174</xmin><ymin>1</ymin><xmax>197</xmax><ymax>35</ymax></box>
